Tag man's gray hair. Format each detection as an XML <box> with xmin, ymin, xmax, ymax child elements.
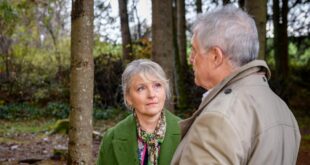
<box><xmin>121</xmin><ymin>59</ymin><xmax>170</xmax><ymax>109</ymax></box>
<box><xmin>192</xmin><ymin>4</ymin><xmax>259</xmax><ymax>66</ymax></box>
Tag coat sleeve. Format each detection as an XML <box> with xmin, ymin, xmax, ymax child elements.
<box><xmin>96</xmin><ymin>128</ymin><xmax>116</xmax><ymax>165</ymax></box>
<box><xmin>179</xmin><ymin>111</ymin><xmax>245</xmax><ymax>165</ymax></box>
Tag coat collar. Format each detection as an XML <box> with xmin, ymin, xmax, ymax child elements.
<box><xmin>112</xmin><ymin>110</ymin><xmax>180</xmax><ymax>164</ymax></box>
<box><xmin>179</xmin><ymin>60</ymin><xmax>270</xmax><ymax>138</ymax></box>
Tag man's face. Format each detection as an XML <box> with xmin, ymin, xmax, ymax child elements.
<box><xmin>190</xmin><ymin>36</ymin><xmax>215</xmax><ymax>90</ymax></box>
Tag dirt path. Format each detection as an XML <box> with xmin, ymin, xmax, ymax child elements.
<box><xmin>0</xmin><ymin>132</ymin><xmax>101</xmax><ymax>164</ymax></box>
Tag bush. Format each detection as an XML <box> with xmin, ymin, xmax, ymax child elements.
<box><xmin>0</xmin><ymin>103</ymin><xmax>42</xmax><ymax>119</ymax></box>
<box><xmin>46</xmin><ymin>102</ymin><xmax>70</xmax><ymax>119</ymax></box>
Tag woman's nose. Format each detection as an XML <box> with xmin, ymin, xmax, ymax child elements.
<box><xmin>148</xmin><ymin>88</ymin><xmax>156</xmax><ymax>98</ymax></box>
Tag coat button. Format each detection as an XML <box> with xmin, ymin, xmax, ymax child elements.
<box><xmin>224</xmin><ymin>88</ymin><xmax>232</xmax><ymax>94</ymax></box>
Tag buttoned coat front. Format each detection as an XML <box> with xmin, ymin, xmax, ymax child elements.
<box><xmin>97</xmin><ymin>110</ymin><xmax>181</xmax><ymax>165</ymax></box>
<box><xmin>171</xmin><ymin>60</ymin><xmax>301</xmax><ymax>165</ymax></box>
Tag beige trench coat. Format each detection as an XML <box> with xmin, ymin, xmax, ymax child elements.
<box><xmin>171</xmin><ymin>60</ymin><xmax>301</xmax><ymax>165</ymax></box>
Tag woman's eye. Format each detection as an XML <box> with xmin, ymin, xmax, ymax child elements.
<box><xmin>137</xmin><ymin>86</ymin><xmax>144</xmax><ymax>92</ymax></box>
<box><xmin>154</xmin><ymin>83</ymin><xmax>162</xmax><ymax>88</ymax></box>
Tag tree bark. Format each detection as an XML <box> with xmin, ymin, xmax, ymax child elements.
<box><xmin>245</xmin><ymin>0</ymin><xmax>267</xmax><ymax>60</ymax></box>
<box><xmin>239</xmin><ymin>0</ymin><xmax>245</xmax><ymax>9</ymax></box>
<box><xmin>152</xmin><ymin>0</ymin><xmax>175</xmax><ymax>111</ymax></box>
<box><xmin>223</xmin><ymin>0</ymin><xmax>230</xmax><ymax>5</ymax></box>
<box><xmin>68</xmin><ymin>0</ymin><xmax>94</xmax><ymax>164</ymax></box>
<box><xmin>196</xmin><ymin>0</ymin><xmax>202</xmax><ymax>13</ymax></box>
<box><xmin>118</xmin><ymin>0</ymin><xmax>133</xmax><ymax>63</ymax></box>
<box><xmin>177</xmin><ymin>0</ymin><xmax>187</xmax><ymax>68</ymax></box>
<box><xmin>273</xmin><ymin>0</ymin><xmax>289</xmax><ymax>101</ymax></box>
<box><xmin>175</xmin><ymin>0</ymin><xmax>189</xmax><ymax>110</ymax></box>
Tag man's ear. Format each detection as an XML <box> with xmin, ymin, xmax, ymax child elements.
<box><xmin>212</xmin><ymin>47</ymin><xmax>224</xmax><ymax>67</ymax></box>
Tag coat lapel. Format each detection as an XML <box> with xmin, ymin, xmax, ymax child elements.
<box><xmin>159</xmin><ymin>110</ymin><xmax>181</xmax><ymax>164</ymax></box>
<box><xmin>112</xmin><ymin>115</ymin><xmax>139</xmax><ymax>165</ymax></box>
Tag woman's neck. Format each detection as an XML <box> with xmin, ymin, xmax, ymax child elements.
<box><xmin>137</xmin><ymin>113</ymin><xmax>161</xmax><ymax>133</ymax></box>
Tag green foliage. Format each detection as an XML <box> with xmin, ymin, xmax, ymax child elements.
<box><xmin>0</xmin><ymin>103</ymin><xmax>42</xmax><ymax>119</ymax></box>
<box><xmin>93</xmin><ymin>106</ymin><xmax>128</xmax><ymax>120</ymax></box>
<box><xmin>266</xmin><ymin>37</ymin><xmax>310</xmax><ymax>67</ymax></box>
<box><xmin>0</xmin><ymin>102</ymin><xmax>129</xmax><ymax>120</ymax></box>
<box><xmin>94</xmin><ymin>54</ymin><xmax>124</xmax><ymax>108</ymax></box>
<box><xmin>132</xmin><ymin>38</ymin><xmax>152</xmax><ymax>59</ymax></box>
<box><xmin>0</xmin><ymin>0</ymin><xmax>19</xmax><ymax>35</ymax></box>
<box><xmin>94</xmin><ymin>38</ymin><xmax>122</xmax><ymax>58</ymax></box>
<box><xmin>46</xmin><ymin>102</ymin><xmax>70</xmax><ymax>119</ymax></box>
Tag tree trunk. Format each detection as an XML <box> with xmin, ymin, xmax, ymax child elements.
<box><xmin>239</xmin><ymin>0</ymin><xmax>245</xmax><ymax>9</ymax></box>
<box><xmin>0</xmin><ymin>35</ymin><xmax>12</xmax><ymax>81</ymax></box>
<box><xmin>68</xmin><ymin>0</ymin><xmax>94</xmax><ymax>164</ymax></box>
<box><xmin>177</xmin><ymin>0</ymin><xmax>187</xmax><ymax>68</ymax></box>
<box><xmin>175</xmin><ymin>0</ymin><xmax>189</xmax><ymax>110</ymax></box>
<box><xmin>223</xmin><ymin>0</ymin><xmax>230</xmax><ymax>5</ymax></box>
<box><xmin>245</xmin><ymin>0</ymin><xmax>267</xmax><ymax>60</ymax></box>
<box><xmin>272</xmin><ymin>0</ymin><xmax>289</xmax><ymax>101</ymax></box>
<box><xmin>152</xmin><ymin>0</ymin><xmax>175</xmax><ymax>111</ymax></box>
<box><xmin>196</xmin><ymin>0</ymin><xmax>202</xmax><ymax>13</ymax></box>
<box><xmin>118</xmin><ymin>0</ymin><xmax>133</xmax><ymax>63</ymax></box>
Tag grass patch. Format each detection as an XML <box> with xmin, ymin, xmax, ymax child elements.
<box><xmin>0</xmin><ymin>119</ymin><xmax>56</xmax><ymax>135</ymax></box>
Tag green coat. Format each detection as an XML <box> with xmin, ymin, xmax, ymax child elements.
<box><xmin>97</xmin><ymin>110</ymin><xmax>181</xmax><ymax>165</ymax></box>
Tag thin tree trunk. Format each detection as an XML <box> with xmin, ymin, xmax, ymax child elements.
<box><xmin>68</xmin><ymin>0</ymin><xmax>94</xmax><ymax>164</ymax></box>
<box><xmin>196</xmin><ymin>0</ymin><xmax>202</xmax><ymax>13</ymax></box>
<box><xmin>239</xmin><ymin>0</ymin><xmax>245</xmax><ymax>9</ymax></box>
<box><xmin>273</xmin><ymin>0</ymin><xmax>289</xmax><ymax>101</ymax></box>
<box><xmin>175</xmin><ymin>0</ymin><xmax>189</xmax><ymax>110</ymax></box>
<box><xmin>152</xmin><ymin>0</ymin><xmax>175</xmax><ymax>111</ymax></box>
<box><xmin>0</xmin><ymin>35</ymin><xmax>12</xmax><ymax>81</ymax></box>
<box><xmin>223</xmin><ymin>0</ymin><xmax>230</xmax><ymax>5</ymax></box>
<box><xmin>177</xmin><ymin>0</ymin><xmax>187</xmax><ymax>68</ymax></box>
<box><xmin>245</xmin><ymin>0</ymin><xmax>267</xmax><ymax>60</ymax></box>
<box><xmin>118</xmin><ymin>0</ymin><xmax>133</xmax><ymax>63</ymax></box>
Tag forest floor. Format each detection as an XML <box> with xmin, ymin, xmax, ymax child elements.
<box><xmin>0</xmin><ymin>115</ymin><xmax>310</xmax><ymax>165</ymax></box>
<box><xmin>0</xmin><ymin>119</ymin><xmax>116</xmax><ymax>165</ymax></box>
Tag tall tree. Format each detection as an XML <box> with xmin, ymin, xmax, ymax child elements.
<box><xmin>223</xmin><ymin>0</ymin><xmax>230</xmax><ymax>5</ymax></box>
<box><xmin>0</xmin><ymin>0</ymin><xmax>18</xmax><ymax>82</ymax></box>
<box><xmin>196</xmin><ymin>0</ymin><xmax>202</xmax><ymax>13</ymax></box>
<box><xmin>245</xmin><ymin>0</ymin><xmax>267</xmax><ymax>60</ymax></box>
<box><xmin>118</xmin><ymin>0</ymin><xmax>133</xmax><ymax>63</ymax></box>
<box><xmin>152</xmin><ymin>0</ymin><xmax>175</xmax><ymax>111</ymax></box>
<box><xmin>68</xmin><ymin>0</ymin><xmax>94</xmax><ymax>164</ymax></box>
<box><xmin>39</xmin><ymin>0</ymin><xmax>69</xmax><ymax>81</ymax></box>
<box><xmin>177</xmin><ymin>0</ymin><xmax>188</xmax><ymax>69</ymax></box>
<box><xmin>238</xmin><ymin>0</ymin><xmax>245</xmax><ymax>8</ymax></box>
<box><xmin>273</xmin><ymin>0</ymin><xmax>289</xmax><ymax>101</ymax></box>
<box><xmin>175</xmin><ymin>0</ymin><xmax>189</xmax><ymax>110</ymax></box>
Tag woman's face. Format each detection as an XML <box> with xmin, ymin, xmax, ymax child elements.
<box><xmin>126</xmin><ymin>73</ymin><xmax>166</xmax><ymax>118</ymax></box>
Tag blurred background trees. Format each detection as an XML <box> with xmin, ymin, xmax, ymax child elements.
<box><xmin>0</xmin><ymin>0</ymin><xmax>309</xmax><ymax>163</ymax></box>
<box><xmin>0</xmin><ymin>0</ymin><xmax>309</xmax><ymax>118</ymax></box>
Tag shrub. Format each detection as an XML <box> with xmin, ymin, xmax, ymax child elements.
<box><xmin>0</xmin><ymin>103</ymin><xmax>42</xmax><ymax>119</ymax></box>
<box><xmin>46</xmin><ymin>102</ymin><xmax>70</xmax><ymax>119</ymax></box>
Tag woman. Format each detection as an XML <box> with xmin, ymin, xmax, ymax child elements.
<box><xmin>97</xmin><ymin>59</ymin><xmax>181</xmax><ymax>165</ymax></box>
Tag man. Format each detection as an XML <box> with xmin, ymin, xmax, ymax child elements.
<box><xmin>171</xmin><ymin>4</ymin><xmax>301</xmax><ymax>165</ymax></box>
